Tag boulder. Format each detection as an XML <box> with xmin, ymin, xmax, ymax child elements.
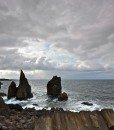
<box><xmin>16</xmin><ymin>70</ymin><xmax>33</xmax><ymax>100</ymax></box>
<box><xmin>47</xmin><ymin>76</ymin><xmax>62</xmax><ymax>97</ymax></box>
<box><xmin>58</xmin><ymin>92</ymin><xmax>68</xmax><ymax>101</ymax></box>
<box><xmin>8</xmin><ymin>81</ymin><xmax>17</xmax><ymax>99</ymax></box>
<box><xmin>82</xmin><ymin>102</ymin><xmax>93</xmax><ymax>106</ymax></box>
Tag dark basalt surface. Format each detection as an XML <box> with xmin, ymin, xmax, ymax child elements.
<box><xmin>16</xmin><ymin>70</ymin><xmax>33</xmax><ymax>100</ymax></box>
<box><xmin>8</xmin><ymin>81</ymin><xmax>17</xmax><ymax>99</ymax></box>
<box><xmin>47</xmin><ymin>76</ymin><xmax>62</xmax><ymax>97</ymax></box>
<box><xmin>0</xmin><ymin>93</ymin><xmax>7</xmax><ymax>97</ymax></box>
<box><xmin>7</xmin><ymin>70</ymin><xmax>33</xmax><ymax>101</ymax></box>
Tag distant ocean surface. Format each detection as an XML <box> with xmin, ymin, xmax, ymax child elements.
<box><xmin>1</xmin><ymin>79</ymin><xmax>114</xmax><ymax>112</ymax></box>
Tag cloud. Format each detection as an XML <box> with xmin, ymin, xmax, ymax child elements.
<box><xmin>0</xmin><ymin>0</ymin><xmax>114</xmax><ymax>79</ymax></box>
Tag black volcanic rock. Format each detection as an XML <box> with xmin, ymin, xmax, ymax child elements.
<box><xmin>47</xmin><ymin>76</ymin><xmax>62</xmax><ymax>97</ymax></box>
<box><xmin>82</xmin><ymin>102</ymin><xmax>93</xmax><ymax>106</ymax></box>
<box><xmin>0</xmin><ymin>96</ymin><xmax>9</xmax><ymax>110</ymax></box>
<box><xmin>8</xmin><ymin>81</ymin><xmax>17</xmax><ymax>99</ymax></box>
<box><xmin>0</xmin><ymin>96</ymin><xmax>5</xmax><ymax>106</ymax></box>
<box><xmin>16</xmin><ymin>70</ymin><xmax>33</xmax><ymax>100</ymax></box>
<box><xmin>58</xmin><ymin>92</ymin><xmax>68</xmax><ymax>101</ymax></box>
<box><xmin>8</xmin><ymin>104</ymin><xmax>23</xmax><ymax>111</ymax></box>
<box><xmin>0</xmin><ymin>81</ymin><xmax>3</xmax><ymax>89</ymax></box>
<box><xmin>0</xmin><ymin>92</ymin><xmax>7</xmax><ymax>97</ymax></box>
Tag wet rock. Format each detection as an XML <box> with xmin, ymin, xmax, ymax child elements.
<box><xmin>47</xmin><ymin>76</ymin><xmax>61</xmax><ymax>97</ymax></box>
<box><xmin>0</xmin><ymin>81</ymin><xmax>3</xmax><ymax>89</ymax></box>
<box><xmin>0</xmin><ymin>96</ymin><xmax>5</xmax><ymax>107</ymax></box>
<box><xmin>82</xmin><ymin>102</ymin><xmax>93</xmax><ymax>106</ymax></box>
<box><xmin>8</xmin><ymin>104</ymin><xmax>23</xmax><ymax>111</ymax></box>
<box><xmin>0</xmin><ymin>93</ymin><xmax>7</xmax><ymax>97</ymax></box>
<box><xmin>58</xmin><ymin>92</ymin><xmax>68</xmax><ymax>101</ymax></box>
<box><xmin>8</xmin><ymin>81</ymin><xmax>17</xmax><ymax>99</ymax></box>
<box><xmin>16</xmin><ymin>70</ymin><xmax>33</xmax><ymax>100</ymax></box>
<box><xmin>33</xmin><ymin>104</ymin><xmax>38</xmax><ymax>106</ymax></box>
<box><xmin>0</xmin><ymin>96</ymin><xmax>9</xmax><ymax>110</ymax></box>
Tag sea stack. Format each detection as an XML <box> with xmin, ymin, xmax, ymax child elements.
<box><xmin>47</xmin><ymin>76</ymin><xmax>62</xmax><ymax>97</ymax></box>
<box><xmin>8</xmin><ymin>81</ymin><xmax>17</xmax><ymax>99</ymax></box>
<box><xmin>16</xmin><ymin>70</ymin><xmax>33</xmax><ymax>100</ymax></box>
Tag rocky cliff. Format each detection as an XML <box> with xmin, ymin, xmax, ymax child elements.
<box><xmin>34</xmin><ymin>109</ymin><xmax>114</xmax><ymax>130</ymax></box>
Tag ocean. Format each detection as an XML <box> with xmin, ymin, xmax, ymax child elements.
<box><xmin>1</xmin><ymin>79</ymin><xmax>114</xmax><ymax>112</ymax></box>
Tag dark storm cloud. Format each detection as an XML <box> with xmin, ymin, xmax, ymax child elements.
<box><xmin>0</xmin><ymin>0</ymin><xmax>114</xmax><ymax>78</ymax></box>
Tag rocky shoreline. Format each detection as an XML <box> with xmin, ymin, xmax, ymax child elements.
<box><xmin>0</xmin><ymin>92</ymin><xmax>114</xmax><ymax>130</ymax></box>
<box><xmin>0</xmin><ymin>105</ymin><xmax>114</xmax><ymax>130</ymax></box>
<box><xmin>0</xmin><ymin>70</ymin><xmax>114</xmax><ymax>130</ymax></box>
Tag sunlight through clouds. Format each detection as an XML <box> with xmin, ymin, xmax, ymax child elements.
<box><xmin>0</xmin><ymin>0</ymin><xmax>114</xmax><ymax>79</ymax></box>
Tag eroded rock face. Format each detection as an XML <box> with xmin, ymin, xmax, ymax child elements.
<box><xmin>8</xmin><ymin>81</ymin><xmax>17</xmax><ymax>99</ymax></box>
<box><xmin>34</xmin><ymin>109</ymin><xmax>114</xmax><ymax>130</ymax></box>
<box><xmin>16</xmin><ymin>70</ymin><xmax>33</xmax><ymax>100</ymax></box>
<box><xmin>58</xmin><ymin>92</ymin><xmax>68</xmax><ymax>101</ymax></box>
<box><xmin>47</xmin><ymin>76</ymin><xmax>62</xmax><ymax>97</ymax></box>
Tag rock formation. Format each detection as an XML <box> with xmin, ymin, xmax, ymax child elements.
<box><xmin>58</xmin><ymin>92</ymin><xmax>68</xmax><ymax>101</ymax></box>
<box><xmin>0</xmin><ymin>93</ymin><xmax>6</xmax><ymax>97</ymax></box>
<box><xmin>16</xmin><ymin>70</ymin><xmax>33</xmax><ymax>100</ymax></box>
<box><xmin>82</xmin><ymin>102</ymin><xmax>93</xmax><ymax>106</ymax></box>
<box><xmin>8</xmin><ymin>81</ymin><xmax>17</xmax><ymax>99</ymax></box>
<box><xmin>0</xmin><ymin>96</ymin><xmax>5</xmax><ymax>108</ymax></box>
<box><xmin>0</xmin><ymin>81</ymin><xmax>2</xmax><ymax>89</ymax></box>
<box><xmin>0</xmin><ymin>106</ymin><xmax>114</xmax><ymax>130</ymax></box>
<box><xmin>8</xmin><ymin>104</ymin><xmax>23</xmax><ymax>111</ymax></box>
<box><xmin>34</xmin><ymin>109</ymin><xmax>114</xmax><ymax>130</ymax></box>
<box><xmin>0</xmin><ymin>96</ymin><xmax>9</xmax><ymax>110</ymax></box>
<box><xmin>47</xmin><ymin>76</ymin><xmax>62</xmax><ymax>97</ymax></box>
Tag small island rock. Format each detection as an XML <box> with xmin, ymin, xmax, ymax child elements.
<box><xmin>47</xmin><ymin>76</ymin><xmax>62</xmax><ymax>97</ymax></box>
<box><xmin>82</xmin><ymin>102</ymin><xmax>93</xmax><ymax>106</ymax></box>
<box><xmin>8</xmin><ymin>81</ymin><xmax>17</xmax><ymax>99</ymax></box>
<box><xmin>58</xmin><ymin>92</ymin><xmax>68</xmax><ymax>101</ymax></box>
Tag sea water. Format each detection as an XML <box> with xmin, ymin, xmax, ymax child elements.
<box><xmin>1</xmin><ymin>79</ymin><xmax>114</xmax><ymax>112</ymax></box>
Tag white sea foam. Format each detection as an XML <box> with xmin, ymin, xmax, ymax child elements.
<box><xmin>2</xmin><ymin>96</ymin><xmax>7</xmax><ymax>100</ymax></box>
<box><xmin>75</xmin><ymin>101</ymin><xmax>101</xmax><ymax>111</ymax></box>
<box><xmin>23</xmin><ymin>104</ymin><xmax>44</xmax><ymax>110</ymax></box>
<box><xmin>3</xmin><ymin>97</ymin><xmax>28</xmax><ymax>107</ymax></box>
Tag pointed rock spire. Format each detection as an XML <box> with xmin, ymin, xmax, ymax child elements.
<box><xmin>20</xmin><ymin>70</ymin><xmax>25</xmax><ymax>79</ymax></box>
<box><xmin>16</xmin><ymin>70</ymin><xmax>33</xmax><ymax>100</ymax></box>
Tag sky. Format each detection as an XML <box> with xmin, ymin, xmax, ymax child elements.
<box><xmin>0</xmin><ymin>0</ymin><xmax>114</xmax><ymax>79</ymax></box>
